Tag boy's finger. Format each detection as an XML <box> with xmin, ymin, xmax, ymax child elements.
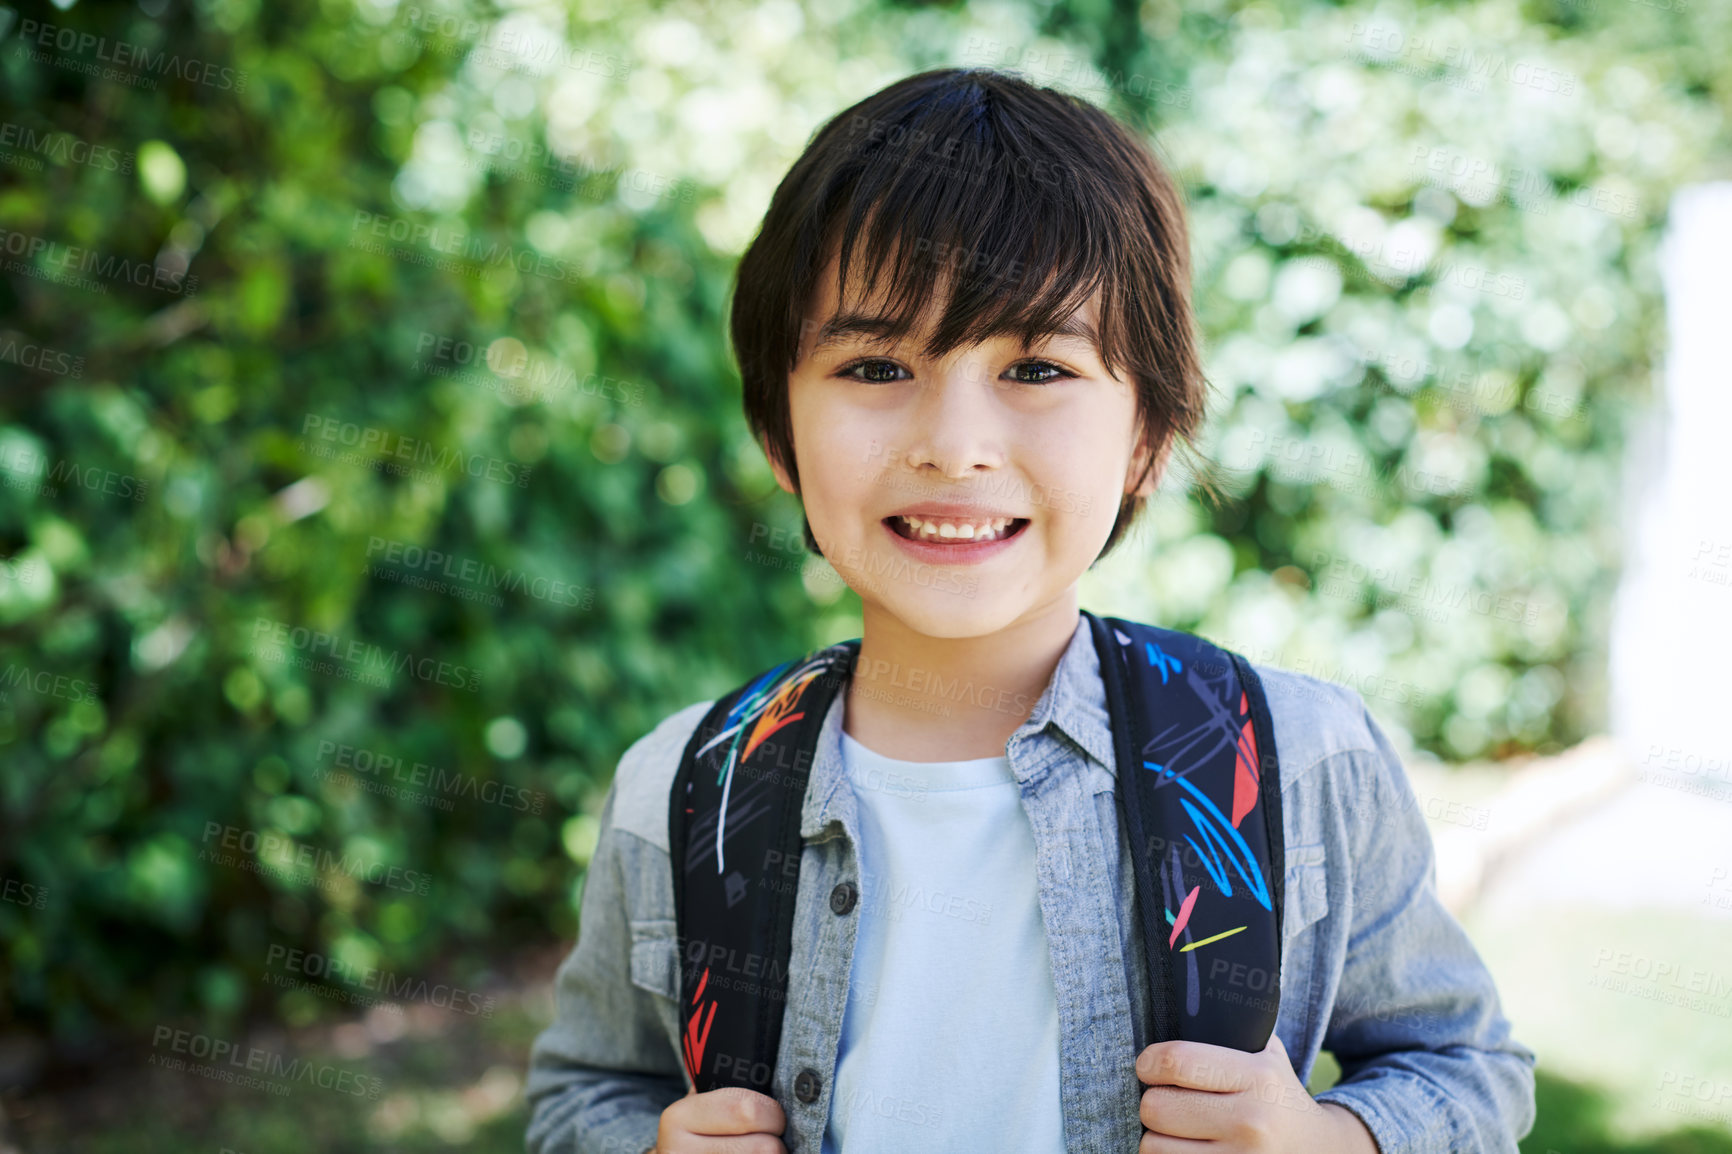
<box><xmin>1135</xmin><ymin>1040</ymin><xmax>1252</xmax><ymax>1091</ymax></box>
<box><xmin>1139</xmin><ymin>1084</ymin><xmax>1232</xmax><ymax>1141</ymax></box>
<box><xmin>692</xmin><ymin>1086</ymin><xmax>786</xmax><ymax>1135</ymax></box>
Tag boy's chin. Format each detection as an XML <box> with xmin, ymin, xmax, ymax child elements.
<box><xmin>861</xmin><ymin>590</ymin><xmax>1032</xmax><ymax>640</ymax></box>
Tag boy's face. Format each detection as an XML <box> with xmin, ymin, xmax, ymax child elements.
<box><xmin>769</xmin><ymin>252</ymin><xmax>1161</xmax><ymax>639</ymax></box>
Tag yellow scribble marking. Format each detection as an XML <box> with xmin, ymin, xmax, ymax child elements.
<box><xmin>1178</xmin><ymin>925</ymin><xmax>1248</xmax><ymax>952</ymax></box>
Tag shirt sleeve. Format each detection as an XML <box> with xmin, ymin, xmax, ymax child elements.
<box><xmin>525</xmin><ymin>772</ymin><xmax>687</xmax><ymax>1154</ymax></box>
<box><xmin>1311</xmin><ymin>699</ymin><xmax>1538</xmax><ymax>1154</ymax></box>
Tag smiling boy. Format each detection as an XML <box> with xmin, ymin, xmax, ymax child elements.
<box><xmin>527</xmin><ymin>67</ymin><xmax>1536</xmax><ymax>1154</ymax></box>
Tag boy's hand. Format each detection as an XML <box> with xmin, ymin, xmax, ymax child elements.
<box><xmin>1134</xmin><ymin>1033</ymin><xmax>1377</xmax><ymax>1153</ymax></box>
<box><xmin>653</xmin><ymin>1084</ymin><xmax>787</xmax><ymax>1154</ymax></box>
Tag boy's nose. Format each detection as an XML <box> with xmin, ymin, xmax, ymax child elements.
<box><xmin>896</xmin><ymin>369</ymin><xmax>1009</xmax><ymax>477</ymax></box>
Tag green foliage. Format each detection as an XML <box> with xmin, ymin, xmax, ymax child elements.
<box><xmin>0</xmin><ymin>0</ymin><xmax>1726</xmax><ymax>1054</ymax></box>
<box><xmin>0</xmin><ymin>0</ymin><xmax>814</xmax><ymax>1045</ymax></box>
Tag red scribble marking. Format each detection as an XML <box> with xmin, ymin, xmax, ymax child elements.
<box><xmin>743</xmin><ymin>678</ymin><xmax>808</xmax><ymax>760</ymax></box>
<box><xmin>683</xmin><ymin>998</ymin><xmax>716</xmax><ymax>1076</ymax></box>
<box><xmin>683</xmin><ymin>965</ymin><xmax>717</xmax><ymax>1076</ymax></box>
<box><xmin>1231</xmin><ymin>690</ymin><xmax>1261</xmax><ymax>828</ymax></box>
<box><xmin>1168</xmin><ymin>885</ymin><xmax>1200</xmax><ymax>948</ymax></box>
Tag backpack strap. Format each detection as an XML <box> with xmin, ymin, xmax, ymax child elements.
<box><xmin>667</xmin><ymin>614</ymin><xmax>1285</xmax><ymax>1094</ymax></box>
<box><xmin>1084</xmin><ymin>609</ymin><xmax>1284</xmax><ymax>1053</ymax></box>
<box><xmin>668</xmin><ymin>639</ymin><xmax>860</xmax><ymax>1093</ymax></box>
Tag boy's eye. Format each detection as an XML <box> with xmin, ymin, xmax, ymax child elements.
<box><xmin>836</xmin><ymin>358</ymin><xmax>1074</xmax><ymax>385</ymax></box>
<box><xmin>839</xmin><ymin>358</ymin><xmax>909</xmax><ymax>384</ymax></box>
<box><xmin>1005</xmin><ymin>359</ymin><xmax>1072</xmax><ymax>385</ymax></box>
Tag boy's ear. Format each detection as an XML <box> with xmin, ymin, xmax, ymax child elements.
<box><xmin>1127</xmin><ymin>432</ymin><xmax>1171</xmax><ymax>499</ymax></box>
<box><xmin>763</xmin><ymin>438</ymin><xmax>798</xmax><ymax>497</ymax></box>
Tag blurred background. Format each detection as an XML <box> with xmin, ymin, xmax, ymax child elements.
<box><xmin>2</xmin><ymin>0</ymin><xmax>1730</xmax><ymax>1149</ymax></box>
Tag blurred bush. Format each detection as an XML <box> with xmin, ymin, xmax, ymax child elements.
<box><xmin>0</xmin><ymin>0</ymin><xmax>1725</xmax><ymax>1047</ymax></box>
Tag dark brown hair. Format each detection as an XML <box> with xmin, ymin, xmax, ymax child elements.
<box><xmin>730</xmin><ymin>66</ymin><xmax>1212</xmax><ymax>564</ymax></box>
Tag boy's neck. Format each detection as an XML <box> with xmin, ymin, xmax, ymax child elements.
<box><xmin>843</xmin><ymin>594</ymin><xmax>1081</xmax><ymax>763</ymax></box>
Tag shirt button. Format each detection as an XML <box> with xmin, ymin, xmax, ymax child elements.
<box><xmin>794</xmin><ymin>1067</ymin><xmax>822</xmax><ymax>1103</ymax></box>
<box><xmin>829</xmin><ymin>880</ymin><xmax>857</xmax><ymax>915</ymax></box>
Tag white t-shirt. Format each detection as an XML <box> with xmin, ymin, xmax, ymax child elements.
<box><xmin>819</xmin><ymin>729</ymin><xmax>1065</xmax><ymax>1154</ymax></box>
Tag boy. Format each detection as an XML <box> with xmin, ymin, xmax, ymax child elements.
<box><xmin>527</xmin><ymin>67</ymin><xmax>1536</xmax><ymax>1153</ymax></box>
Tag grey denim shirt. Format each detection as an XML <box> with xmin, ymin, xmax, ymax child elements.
<box><xmin>526</xmin><ymin>614</ymin><xmax>1537</xmax><ymax>1154</ymax></box>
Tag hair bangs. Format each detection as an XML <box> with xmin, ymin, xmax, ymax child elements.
<box><xmin>818</xmin><ymin>91</ymin><xmax>1130</xmax><ymax>376</ymax></box>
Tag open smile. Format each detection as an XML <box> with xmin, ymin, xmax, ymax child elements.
<box><xmin>880</xmin><ymin>513</ymin><xmax>1030</xmax><ymax>562</ymax></box>
<box><xmin>885</xmin><ymin>514</ymin><xmax>1029</xmax><ymax>544</ymax></box>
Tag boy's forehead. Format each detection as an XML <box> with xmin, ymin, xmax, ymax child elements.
<box><xmin>799</xmin><ymin>251</ymin><xmax>1102</xmax><ymax>357</ymax></box>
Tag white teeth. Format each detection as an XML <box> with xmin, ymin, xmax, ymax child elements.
<box><xmin>896</xmin><ymin>515</ymin><xmax>1019</xmax><ymax>543</ymax></box>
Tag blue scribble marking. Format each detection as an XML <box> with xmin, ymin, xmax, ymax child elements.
<box><xmin>1144</xmin><ymin>641</ymin><xmax>1182</xmax><ymax>684</ymax></box>
<box><xmin>1145</xmin><ymin>760</ymin><xmax>1272</xmax><ymax>911</ymax></box>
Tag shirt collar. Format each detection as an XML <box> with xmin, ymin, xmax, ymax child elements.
<box><xmin>799</xmin><ymin>611</ymin><xmax>1117</xmax><ymax>839</ymax></box>
<box><xmin>1015</xmin><ymin>610</ymin><xmax>1116</xmax><ymax>774</ymax></box>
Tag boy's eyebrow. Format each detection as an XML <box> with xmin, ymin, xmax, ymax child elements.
<box><xmin>809</xmin><ymin>310</ymin><xmax>1100</xmax><ymax>354</ymax></box>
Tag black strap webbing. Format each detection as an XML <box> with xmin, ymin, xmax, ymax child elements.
<box><xmin>1088</xmin><ymin>611</ymin><xmax>1284</xmax><ymax>1054</ymax></box>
